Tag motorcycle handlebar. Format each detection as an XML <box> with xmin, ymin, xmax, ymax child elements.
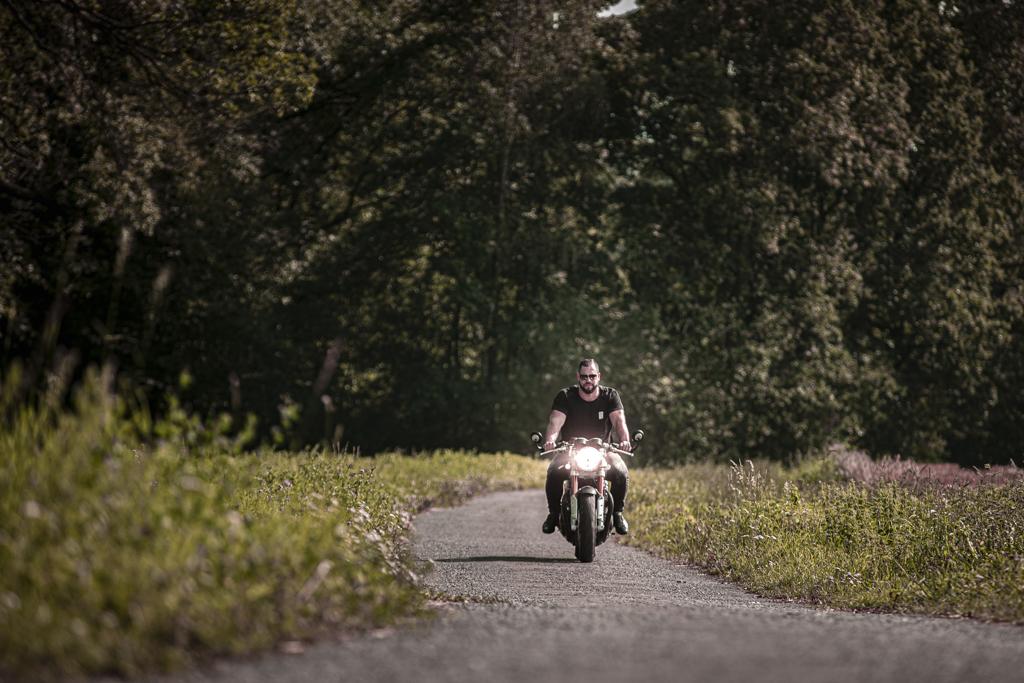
<box><xmin>538</xmin><ymin>440</ymin><xmax>634</xmax><ymax>458</ymax></box>
<box><xmin>532</xmin><ymin>430</ymin><xmax>643</xmax><ymax>458</ymax></box>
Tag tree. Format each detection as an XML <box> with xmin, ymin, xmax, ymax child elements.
<box><xmin>0</xmin><ymin>0</ymin><xmax>316</xmax><ymax>395</ymax></box>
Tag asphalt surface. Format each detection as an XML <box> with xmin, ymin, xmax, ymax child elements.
<box><xmin>130</xmin><ymin>489</ymin><xmax>1024</xmax><ymax>683</ymax></box>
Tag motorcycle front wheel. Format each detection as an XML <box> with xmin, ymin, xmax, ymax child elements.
<box><xmin>576</xmin><ymin>495</ymin><xmax>596</xmax><ymax>563</ymax></box>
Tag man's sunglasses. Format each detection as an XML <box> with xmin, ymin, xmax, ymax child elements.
<box><xmin>579</xmin><ymin>374</ymin><xmax>598</xmax><ymax>380</ymax></box>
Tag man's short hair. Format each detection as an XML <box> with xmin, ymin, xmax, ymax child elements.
<box><xmin>578</xmin><ymin>358</ymin><xmax>600</xmax><ymax>373</ymax></box>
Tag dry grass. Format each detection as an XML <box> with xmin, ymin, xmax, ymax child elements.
<box><xmin>829</xmin><ymin>444</ymin><xmax>1024</xmax><ymax>489</ymax></box>
<box><xmin>626</xmin><ymin>458</ymin><xmax>1024</xmax><ymax>622</ymax></box>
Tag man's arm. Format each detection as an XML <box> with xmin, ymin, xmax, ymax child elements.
<box><xmin>609</xmin><ymin>409</ymin><xmax>631</xmax><ymax>451</ymax></box>
<box><xmin>543</xmin><ymin>410</ymin><xmax>566</xmax><ymax>450</ymax></box>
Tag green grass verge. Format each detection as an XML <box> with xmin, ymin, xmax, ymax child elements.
<box><xmin>15</xmin><ymin>369</ymin><xmax>1019</xmax><ymax>678</ymax></box>
<box><xmin>0</xmin><ymin>373</ymin><xmax>545</xmax><ymax>679</ymax></box>
<box><xmin>625</xmin><ymin>460</ymin><xmax>1024</xmax><ymax>622</ymax></box>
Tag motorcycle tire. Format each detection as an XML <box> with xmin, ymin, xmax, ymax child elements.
<box><xmin>576</xmin><ymin>495</ymin><xmax>597</xmax><ymax>563</ymax></box>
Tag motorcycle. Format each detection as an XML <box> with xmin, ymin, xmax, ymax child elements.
<box><xmin>530</xmin><ymin>430</ymin><xmax>643</xmax><ymax>563</ymax></box>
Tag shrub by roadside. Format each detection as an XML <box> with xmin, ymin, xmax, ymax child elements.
<box><xmin>0</xmin><ymin>371</ymin><xmax>545</xmax><ymax>679</ymax></box>
<box><xmin>625</xmin><ymin>460</ymin><xmax>1024</xmax><ymax>622</ymax></box>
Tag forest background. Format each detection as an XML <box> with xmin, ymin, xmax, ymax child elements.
<box><xmin>2</xmin><ymin>0</ymin><xmax>1022</xmax><ymax>466</ymax></box>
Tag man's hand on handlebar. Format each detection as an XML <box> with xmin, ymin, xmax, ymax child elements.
<box><xmin>543</xmin><ymin>439</ymin><xmax>558</xmax><ymax>451</ymax></box>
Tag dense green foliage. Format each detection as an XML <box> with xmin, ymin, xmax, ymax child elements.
<box><xmin>3</xmin><ymin>1</ymin><xmax>1023</xmax><ymax>464</ymax></box>
<box><xmin>626</xmin><ymin>461</ymin><xmax>1024</xmax><ymax>622</ymax></box>
<box><xmin>0</xmin><ymin>370</ymin><xmax>545</xmax><ymax>678</ymax></box>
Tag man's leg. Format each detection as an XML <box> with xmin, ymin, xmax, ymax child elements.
<box><xmin>543</xmin><ymin>452</ymin><xmax>570</xmax><ymax>533</ymax></box>
<box><xmin>606</xmin><ymin>453</ymin><xmax>630</xmax><ymax>534</ymax></box>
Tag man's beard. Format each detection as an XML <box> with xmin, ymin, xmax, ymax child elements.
<box><xmin>579</xmin><ymin>380</ymin><xmax>597</xmax><ymax>396</ymax></box>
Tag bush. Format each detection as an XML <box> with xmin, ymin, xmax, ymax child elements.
<box><xmin>0</xmin><ymin>368</ymin><xmax>545</xmax><ymax>678</ymax></box>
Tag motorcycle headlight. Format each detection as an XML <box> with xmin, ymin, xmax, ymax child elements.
<box><xmin>573</xmin><ymin>446</ymin><xmax>603</xmax><ymax>471</ymax></box>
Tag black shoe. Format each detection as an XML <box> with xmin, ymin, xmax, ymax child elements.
<box><xmin>542</xmin><ymin>512</ymin><xmax>558</xmax><ymax>534</ymax></box>
<box><xmin>613</xmin><ymin>512</ymin><xmax>629</xmax><ymax>535</ymax></box>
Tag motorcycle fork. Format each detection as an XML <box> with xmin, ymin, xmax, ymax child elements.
<box><xmin>569</xmin><ymin>474</ymin><xmax>579</xmax><ymax>531</ymax></box>
<box><xmin>596</xmin><ymin>475</ymin><xmax>606</xmax><ymax>532</ymax></box>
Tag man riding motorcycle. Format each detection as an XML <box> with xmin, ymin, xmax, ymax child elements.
<box><xmin>541</xmin><ymin>358</ymin><xmax>632</xmax><ymax>535</ymax></box>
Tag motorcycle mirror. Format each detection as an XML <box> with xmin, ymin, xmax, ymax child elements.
<box><xmin>632</xmin><ymin>429</ymin><xmax>644</xmax><ymax>443</ymax></box>
<box><xmin>530</xmin><ymin>431</ymin><xmax>542</xmax><ymax>443</ymax></box>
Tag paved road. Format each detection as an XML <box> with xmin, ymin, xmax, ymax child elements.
<box><xmin>144</xmin><ymin>490</ymin><xmax>1024</xmax><ymax>683</ymax></box>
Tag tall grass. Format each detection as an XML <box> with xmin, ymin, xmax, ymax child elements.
<box><xmin>626</xmin><ymin>460</ymin><xmax>1024</xmax><ymax>622</ymax></box>
<box><xmin>0</xmin><ymin>368</ymin><xmax>545</xmax><ymax>679</ymax></box>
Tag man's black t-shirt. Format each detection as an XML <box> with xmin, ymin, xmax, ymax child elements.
<box><xmin>551</xmin><ymin>386</ymin><xmax>624</xmax><ymax>441</ymax></box>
